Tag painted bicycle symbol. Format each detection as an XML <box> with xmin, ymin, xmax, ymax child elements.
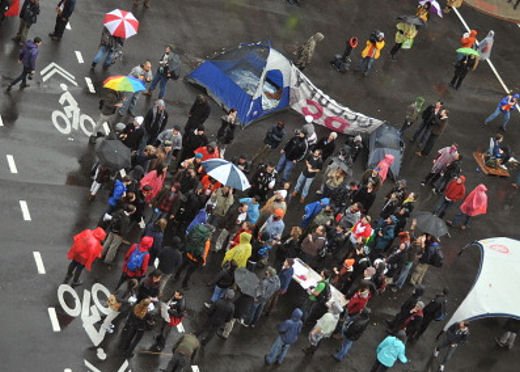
<box><xmin>52</xmin><ymin>84</ymin><xmax>96</xmax><ymax>137</ymax></box>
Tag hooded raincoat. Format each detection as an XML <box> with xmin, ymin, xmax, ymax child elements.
<box><xmin>444</xmin><ymin>176</ymin><xmax>466</xmax><ymax>202</ymax></box>
<box><xmin>295</xmin><ymin>32</ymin><xmax>325</xmax><ymax>68</ymax></box>
<box><xmin>477</xmin><ymin>30</ymin><xmax>494</xmax><ymax>61</ymax></box>
<box><xmin>375</xmin><ymin>154</ymin><xmax>395</xmax><ymax>183</ymax></box>
<box><xmin>278</xmin><ymin>308</ymin><xmax>303</xmax><ymax>344</ymax></box>
<box><xmin>459</xmin><ymin>184</ymin><xmax>488</xmax><ymax>216</ymax></box>
<box><xmin>431</xmin><ymin>145</ymin><xmax>459</xmax><ymax>173</ymax></box>
<box><xmin>67</xmin><ymin>228</ymin><xmax>107</xmax><ymax>271</ymax></box>
<box><xmin>222</xmin><ymin>232</ymin><xmax>252</xmax><ymax>268</ymax></box>
<box><xmin>301</xmin><ymin>198</ymin><xmax>330</xmax><ymax>228</ymax></box>
<box><xmin>123</xmin><ymin>236</ymin><xmax>153</xmax><ymax>277</ymax></box>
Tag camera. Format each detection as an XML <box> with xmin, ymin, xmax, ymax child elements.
<box><xmin>369</xmin><ymin>30</ymin><xmax>384</xmax><ymax>43</ymax></box>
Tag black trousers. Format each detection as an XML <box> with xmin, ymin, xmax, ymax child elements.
<box><xmin>370</xmin><ymin>360</ymin><xmax>388</xmax><ymax>372</ymax></box>
<box><xmin>174</xmin><ymin>259</ymin><xmax>199</xmax><ymax>288</ymax></box>
<box><xmin>421</xmin><ymin>134</ymin><xmax>439</xmax><ymax>156</ymax></box>
<box><xmin>450</xmin><ymin>71</ymin><xmax>468</xmax><ymax>90</ymax></box>
<box><xmin>390</xmin><ymin>43</ymin><xmax>402</xmax><ymax>57</ymax></box>
<box><xmin>65</xmin><ymin>260</ymin><xmax>85</xmax><ymax>283</ymax></box>
<box><xmin>165</xmin><ymin>352</ymin><xmax>190</xmax><ymax>372</ymax></box>
<box><xmin>53</xmin><ymin>15</ymin><xmax>69</xmax><ymax>38</ymax></box>
<box><xmin>10</xmin><ymin>66</ymin><xmax>32</xmax><ymax>88</ymax></box>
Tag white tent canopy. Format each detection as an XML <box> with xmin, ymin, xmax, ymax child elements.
<box><xmin>445</xmin><ymin>237</ymin><xmax>520</xmax><ymax>330</ymax></box>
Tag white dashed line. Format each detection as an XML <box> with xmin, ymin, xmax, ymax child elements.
<box><xmin>33</xmin><ymin>251</ymin><xmax>46</xmax><ymax>274</ymax></box>
<box><xmin>84</xmin><ymin>359</ymin><xmax>101</xmax><ymax>372</ymax></box>
<box><xmin>176</xmin><ymin>323</ymin><xmax>185</xmax><ymax>333</ymax></box>
<box><xmin>66</xmin><ymin>22</ymin><xmax>71</xmax><ymax>30</ymax></box>
<box><xmin>85</xmin><ymin>77</ymin><xmax>96</xmax><ymax>94</ymax></box>
<box><xmin>102</xmin><ymin>122</ymin><xmax>110</xmax><ymax>135</ymax></box>
<box><xmin>0</xmin><ymin>114</ymin><xmax>4</xmax><ymax>126</ymax></box>
<box><xmin>75</xmin><ymin>51</ymin><xmax>84</xmax><ymax>64</ymax></box>
<box><xmin>48</xmin><ymin>307</ymin><xmax>61</xmax><ymax>332</ymax></box>
<box><xmin>64</xmin><ymin>369</ymin><xmax>72</xmax><ymax>372</ymax></box>
<box><xmin>19</xmin><ymin>200</ymin><xmax>31</xmax><ymax>221</ymax></box>
<box><xmin>6</xmin><ymin>154</ymin><xmax>18</xmax><ymax>174</ymax></box>
<box><xmin>192</xmin><ymin>366</ymin><xmax>200</xmax><ymax>372</ymax></box>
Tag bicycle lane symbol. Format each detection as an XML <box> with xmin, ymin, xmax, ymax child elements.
<box><xmin>57</xmin><ymin>283</ymin><xmax>131</xmax><ymax>372</ymax></box>
<box><xmin>52</xmin><ymin>84</ymin><xmax>97</xmax><ymax>137</ymax></box>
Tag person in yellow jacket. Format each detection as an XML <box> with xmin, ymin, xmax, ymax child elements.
<box><xmin>390</xmin><ymin>22</ymin><xmax>418</xmax><ymax>59</ymax></box>
<box><xmin>360</xmin><ymin>31</ymin><xmax>385</xmax><ymax>77</ymax></box>
<box><xmin>222</xmin><ymin>232</ymin><xmax>252</xmax><ymax>268</ymax></box>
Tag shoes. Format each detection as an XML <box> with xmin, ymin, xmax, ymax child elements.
<box><xmin>90</xmin><ymin>63</ymin><xmax>96</xmax><ymax>70</ymax></box>
<box><xmin>89</xmin><ymin>135</ymin><xmax>97</xmax><ymax>144</ymax></box>
<box><xmin>446</xmin><ymin>220</ymin><xmax>453</xmax><ymax>226</ymax></box>
<box><xmin>48</xmin><ymin>33</ymin><xmax>61</xmax><ymax>41</ymax></box>
<box><xmin>495</xmin><ymin>337</ymin><xmax>506</xmax><ymax>348</ymax></box>
<box><xmin>433</xmin><ymin>348</ymin><xmax>439</xmax><ymax>358</ymax></box>
<box><xmin>71</xmin><ymin>281</ymin><xmax>83</xmax><ymax>287</ymax></box>
<box><xmin>331</xmin><ymin>353</ymin><xmax>342</xmax><ymax>362</ymax></box>
<box><xmin>238</xmin><ymin>318</ymin><xmax>249</xmax><ymax>327</ymax></box>
<box><xmin>142</xmin><ymin>90</ymin><xmax>152</xmax><ymax>96</ymax></box>
<box><xmin>415</xmin><ymin>151</ymin><xmax>423</xmax><ymax>157</ymax></box>
<box><xmin>203</xmin><ymin>302</ymin><xmax>212</xmax><ymax>309</ymax></box>
<box><xmin>20</xmin><ymin>83</ymin><xmax>29</xmax><ymax>89</ymax></box>
<box><xmin>216</xmin><ymin>331</ymin><xmax>228</xmax><ymax>340</ymax></box>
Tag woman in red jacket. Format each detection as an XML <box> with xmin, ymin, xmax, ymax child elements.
<box><xmin>433</xmin><ymin>176</ymin><xmax>466</xmax><ymax>218</ymax></box>
<box><xmin>64</xmin><ymin>227</ymin><xmax>106</xmax><ymax>286</ymax></box>
<box><xmin>116</xmin><ymin>236</ymin><xmax>153</xmax><ymax>289</ymax></box>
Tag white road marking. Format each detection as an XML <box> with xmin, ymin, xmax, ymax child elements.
<box><xmin>0</xmin><ymin>114</ymin><xmax>4</xmax><ymax>126</ymax></box>
<box><xmin>191</xmin><ymin>366</ymin><xmax>200</xmax><ymax>372</ymax></box>
<box><xmin>66</xmin><ymin>22</ymin><xmax>71</xmax><ymax>30</ymax></box>
<box><xmin>84</xmin><ymin>359</ymin><xmax>102</xmax><ymax>372</ymax></box>
<box><xmin>75</xmin><ymin>51</ymin><xmax>84</xmax><ymax>64</ymax></box>
<box><xmin>40</xmin><ymin>62</ymin><xmax>78</xmax><ymax>86</ymax></box>
<box><xmin>102</xmin><ymin>122</ymin><xmax>110</xmax><ymax>135</ymax></box>
<box><xmin>48</xmin><ymin>307</ymin><xmax>61</xmax><ymax>332</ymax></box>
<box><xmin>85</xmin><ymin>77</ymin><xmax>96</xmax><ymax>94</ymax></box>
<box><xmin>33</xmin><ymin>251</ymin><xmax>46</xmax><ymax>274</ymax></box>
<box><xmin>176</xmin><ymin>322</ymin><xmax>185</xmax><ymax>333</ymax></box>
<box><xmin>64</xmin><ymin>369</ymin><xmax>72</xmax><ymax>372</ymax></box>
<box><xmin>19</xmin><ymin>200</ymin><xmax>31</xmax><ymax>221</ymax></box>
<box><xmin>6</xmin><ymin>154</ymin><xmax>18</xmax><ymax>174</ymax></box>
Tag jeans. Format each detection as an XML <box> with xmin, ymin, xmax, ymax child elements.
<box><xmin>210</xmin><ymin>285</ymin><xmax>226</xmax><ymax>303</ymax></box>
<box><xmin>149</xmin><ymin>71</ymin><xmax>168</xmax><ymax>98</ymax></box>
<box><xmin>334</xmin><ymin>338</ymin><xmax>354</xmax><ymax>360</ymax></box>
<box><xmin>360</xmin><ymin>57</ymin><xmax>375</xmax><ymax>75</ymax></box>
<box><xmin>410</xmin><ymin>262</ymin><xmax>429</xmax><ymax>286</ymax></box>
<box><xmin>484</xmin><ymin>107</ymin><xmax>511</xmax><ymax>130</ymax></box>
<box><xmin>9</xmin><ymin>66</ymin><xmax>31</xmax><ymax>88</ymax></box>
<box><xmin>276</xmin><ymin>154</ymin><xmax>296</xmax><ymax>182</ymax></box>
<box><xmin>452</xmin><ymin>212</ymin><xmax>471</xmax><ymax>227</ymax></box>
<box><xmin>92</xmin><ymin>45</ymin><xmax>114</xmax><ymax>67</ymax></box>
<box><xmin>394</xmin><ymin>261</ymin><xmax>413</xmax><ymax>289</ymax></box>
<box><xmin>119</xmin><ymin>92</ymin><xmax>139</xmax><ymax>116</ymax></box>
<box><xmin>436</xmin><ymin>339</ymin><xmax>459</xmax><ymax>365</ymax></box>
<box><xmin>294</xmin><ymin>173</ymin><xmax>315</xmax><ymax>199</ymax></box>
<box><xmin>434</xmin><ymin>197</ymin><xmax>453</xmax><ymax>218</ymax></box>
<box><xmin>247</xmin><ymin>302</ymin><xmax>266</xmax><ymax>326</ymax></box>
<box><xmin>265</xmin><ymin>336</ymin><xmax>291</xmax><ymax>365</ymax></box>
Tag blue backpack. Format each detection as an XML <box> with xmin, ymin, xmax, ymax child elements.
<box><xmin>127</xmin><ymin>247</ymin><xmax>148</xmax><ymax>272</ymax></box>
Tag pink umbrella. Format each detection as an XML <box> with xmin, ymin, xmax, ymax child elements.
<box><xmin>419</xmin><ymin>0</ymin><xmax>443</xmax><ymax>18</ymax></box>
<box><xmin>103</xmin><ymin>9</ymin><xmax>139</xmax><ymax>39</ymax></box>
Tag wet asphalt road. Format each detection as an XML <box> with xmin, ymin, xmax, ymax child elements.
<box><xmin>1</xmin><ymin>0</ymin><xmax>520</xmax><ymax>371</ymax></box>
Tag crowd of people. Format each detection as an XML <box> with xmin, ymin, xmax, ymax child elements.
<box><xmin>2</xmin><ymin>0</ymin><xmax>519</xmax><ymax>371</ymax></box>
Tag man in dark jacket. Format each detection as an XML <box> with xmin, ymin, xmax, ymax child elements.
<box><xmin>248</xmin><ymin>162</ymin><xmax>277</xmax><ymax>202</ymax></box>
<box><xmin>90</xmin><ymin>88</ymin><xmax>123</xmax><ymax>143</ymax></box>
<box><xmin>333</xmin><ymin>307</ymin><xmax>371</xmax><ymax>361</ymax></box>
<box><xmin>162</xmin><ymin>333</ymin><xmax>200</xmax><ymax>372</ymax></box>
<box><xmin>151</xmin><ymin>290</ymin><xmax>186</xmax><ymax>352</ymax></box>
<box><xmin>7</xmin><ymin>37</ymin><xmax>42</xmax><ymax>92</ymax></box>
<box><xmin>252</xmin><ymin>121</ymin><xmax>286</xmax><ymax>163</ymax></box>
<box><xmin>265</xmin><ymin>307</ymin><xmax>303</xmax><ymax>365</ymax></box>
<box><xmin>415</xmin><ymin>288</ymin><xmax>449</xmax><ymax>339</ymax></box>
<box><xmin>184</xmin><ymin>94</ymin><xmax>211</xmax><ymax>134</ymax></box>
<box><xmin>102</xmin><ymin>204</ymin><xmax>136</xmax><ymax>264</ymax></box>
<box><xmin>276</xmin><ymin>130</ymin><xmax>309</xmax><ymax>182</ymax></box>
<box><xmin>143</xmin><ymin>99</ymin><xmax>168</xmax><ymax>146</ymax></box>
<box><xmin>49</xmin><ymin>0</ymin><xmax>76</xmax><ymax>41</ymax></box>
<box><xmin>411</xmin><ymin>100</ymin><xmax>443</xmax><ymax>146</ymax></box>
<box><xmin>434</xmin><ymin>321</ymin><xmax>470</xmax><ymax>371</ymax></box>
<box><xmin>158</xmin><ymin>241</ymin><xmax>183</xmax><ymax>296</ymax></box>
<box><xmin>246</xmin><ymin>267</ymin><xmax>281</xmax><ymax>327</ymax></box>
<box><xmin>314</xmin><ymin>132</ymin><xmax>338</xmax><ymax>161</ymax></box>
<box><xmin>204</xmin><ymin>260</ymin><xmax>237</xmax><ymax>308</ymax></box>
<box><xmin>13</xmin><ymin>0</ymin><xmax>40</xmax><ymax>42</ymax></box>
<box><xmin>417</xmin><ymin>109</ymin><xmax>449</xmax><ymax>157</ymax></box>
<box><xmin>179</xmin><ymin>127</ymin><xmax>208</xmax><ymax>162</ymax></box>
<box><xmin>144</xmin><ymin>44</ymin><xmax>181</xmax><ymax>99</ymax></box>
<box><xmin>197</xmin><ymin>289</ymin><xmax>235</xmax><ymax>345</ymax></box>
<box><xmin>136</xmin><ymin>270</ymin><xmax>162</xmax><ymax>302</ymax></box>
<box><xmin>386</xmin><ymin>285</ymin><xmax>424</xmax><ymax>333</ymax></box>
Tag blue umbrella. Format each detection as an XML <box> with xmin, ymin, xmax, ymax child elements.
<box><xmin>202</xmin><ymin>159</ymin><xmax>251</xmax><ymax>191</ymax></box>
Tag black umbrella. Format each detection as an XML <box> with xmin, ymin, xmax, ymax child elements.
<box><xmin>234</xmin><ymin>268</ymin><xmax>259</xmax><ymax>297</ymax></box>
<box><xmin>95</xmin><ymin>138</ymin><xmax>131</xmax><ymax>170</ymax></box>
<box><xmin>397</xmin><ymin>15</ymin><xmax>426</xmax><ymax>27</ymax></box>
<box><xmin>412</xmin><ymin>211</ymin><xmax>449</xmax><ymax>239</ymax></box>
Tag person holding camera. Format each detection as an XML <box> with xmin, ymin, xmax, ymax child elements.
<box><xmin>360</xmin><ymin>31</ymin><xmax>385</xmax><ymax>77</ymax></box>
<box><xmin>6</xmin><ymin>36</ymin><xmax>42</xmax><ymax>92</ymax></box>
<box><xmin>144</xmin><ymin>44</ymin><xmax>181</xmax><ymax>99</ymax></box>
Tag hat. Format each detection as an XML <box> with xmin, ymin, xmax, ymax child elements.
<box><xmin>343</xmin><ymin>258</ymin><xmax>355</xmax><ymax>268</ymax></box>
<box><xmin>224</xmin><ymin>289</ymin><xmax>235</xmax><ymax>300</ymax></box>
<box><xmin>416</xmin><ymin>301</ymin><xmax>425</xmax><ymax>309</ymax></box>
<box><xmin>305</xmin><ymin>115</ymin><xmax>314</xmax><ymax>124</ymax></box>
<box><xmin>134</xmin><ymin>116</ymin><xmax>144</xmax><ymax>125</ymax></box>
<box><xmin>275</xmin><ymin>189</ymin><xmax>288</xmax><ymax>199</ymax></box>
<box><xmin>155</xmin><ymin>99</ymin><xmax>165</xmax><ymax>108</ymax></box>
<box><xmin>115</xmin><ymin>122</ymin><xmax>126</xmax><ymax>132</ymax></box>
<box><xmin>273</xmin><ymin>208</ymin><xmax>285</xmax><ymax>218</ymax></box>
<box><xmin>194</xmin><ymin>153</ymin><xmax>203</xmax><ymax>159</ymax></box>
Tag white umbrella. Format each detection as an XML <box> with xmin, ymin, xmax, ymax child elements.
<box><xmin>201</xmin><ymin>159</ymin><xmax>251</xmax><ymax>191</ymax></box>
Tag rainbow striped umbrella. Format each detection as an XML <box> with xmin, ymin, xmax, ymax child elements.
<box><xmin>103</xmin><ymin>9</ymin><xmax>139</xmax><ymax>39</ymax></box>
<box><xmin>103</xmin><ymin>75</ymin><xmax>146</xmax><ymax>93</ymax></box>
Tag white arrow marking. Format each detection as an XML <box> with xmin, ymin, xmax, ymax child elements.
<box><xmin>33</xmin><ymin>251</ymin><xmax>46</xmax><ymax>274</ymax></box>
<box><xmin>40</xmin><ymin>62</ymin><xmax>78</xmax><ymax>86</ymax></box>
<box><xmin>0</xmin><ymin>115</ymin><xmax>4</xmax><ymax>126</ymax></box>
<box><xmin>191</xmin><ymin>366</ymin><xmax>200</xmax><ymax>372</ymax></box>
<box><xmin>66</xmin><ymin>22</ymin><xmax>71</xmax><ymax>30</ymax></box>
<box><xmin>19</xmin><ymin>200</ymin><xmax>31</xmax><ymax>221</ymax></box>
<box><xmin>40</xmin><ymin>62</ymin><xmax>75</xmax><ymax>80</ymax></box>
<box><xmin>75</xmin><ymin>51</ymin><xmax>84</xmax><ymax>64</ymax></box>
<box><xmin>85</xmin><ymin>77</ymin><xmax>96</xmax><ymax>93</ymax></box>
<box><xmin>48</xmin><ymin>307</ymin><xmax>61</xmax><ymax>332</ymax></box>
<box><xmin>6</xmin><ymin>154</ymin><xmax>18</xmax><ymax>173</ymax></box>
<box><xmin>64</xmin><ymin>369</ymin><xmax>72</xmax><ymax>372</ymax></box>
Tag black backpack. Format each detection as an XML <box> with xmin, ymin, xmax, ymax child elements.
<box><xmin>430</xmin><ymin>246</ymin><xmax>444</xmax><ymax>268</ymax></box>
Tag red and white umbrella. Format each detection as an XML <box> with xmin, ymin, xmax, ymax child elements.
<box><xmin>103</xmin><ymin>9</ymin><xmax>139</xmax><ymax>39</ymax></box>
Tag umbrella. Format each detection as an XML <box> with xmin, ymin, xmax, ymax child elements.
<box><xmin>397</xmin><ymin>15</ymin><xmax>425</xmax><ymax>27</ymax></box>
<box><xmin>103</xmin><ymin>75</ymin><xmax>146</xmax><ymax>93</ymax></box>
<box><xmin>201</xmin><ymin>159</ymin><xmax>251</xmax><ymax>191</ymax></box>
<box><xmin>419</xmin><ymin>0</ymin><xmax>443</xmax><ymax>18</ymax></box>
<box><xmin>234</xmin><ymin>268</ymin><xmax>259</xmax><ymax>297</ymax></box>
<box><xmin>412</xmin><ymin>211</ymin><xmax>449</xmax><ymax>239</ymax></box>
<box><xmin>456</xmin><ymin>47</ymin><xmax>480</xmax><ymax>57</ymax></box>
<box><xmin>103</xmin><ymin>9</ymin><xmax>139</xmax><ymax>39</ymax></box>
<box><xmin>96</xmin><ymin>138</ymin><xmax>131</xmax><ymax>170</ymax></box>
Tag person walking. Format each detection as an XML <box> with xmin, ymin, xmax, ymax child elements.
<box><xmin>48</xmin><ymin>0</ymin><xmax>76</xmax><ymax>41</ymax></box>
<box><xmin>390</xmin><ymin>21</ymin><xmax>418</xmax><ymax>60</ymax></box>
<box><xmin>115</xmin><ymin>236</ymin><xmax>153</xmax><ymax>290</ymax></box>
<box><xmin>246</xmin><ymin>267</ymin><xmax>281</xmax><ymax>327</ymax></box>
<box><xmin>294</xmin><ymin>32</ymin><xmax>324</xmax><ymax>71</ymax></box>
<box><xmin>6</xmin><ymin>36</ymin><xmax>42</xmax><ymax>92</ymax></box>
<box><xmin>197</xmin><ymin>289</ymin><xmax>235</xmax><ymax>346</ymax></box>
<box><xmin>420</xmin><ymin>144</ymin><xmax>459</xmax><ymax>188</ymax></box>
<box><xmin>64</xmin><ymin>227</ymin><xmax>106</xmax><ymax>286</ymax></box>
<box><xmin>303</xmin><ymin>302</ymin><xmax>343</xmax><ymax>355</ymax></box>
<box><xmin>416</xmin><ymin>109</ymin><xmax>449</xmax><ymax>157</ymax></box>
<box><xmin>142</xmin><ymin>99</ymin><xmax>168</xmax><ymax>147</ymax></box>
<box><xmin>157</xmin><ymin>242</ymin><xmax>183</xmax><ymax>296</ymax></box>
<box><xmin>90</xmin><ymin>88</ymin><xmax>123</xmax><ymax>143</ymax></box>
<box><xmin>333</xmin><ymin>307</ymin><xmax>371</xmax><ymax>361</ymax></box>
<box><xmin>184</xmin><ymin>94</ymin><xmax>211</xmax><ymax>134</ymax></box>
<box><xmin>252</xmin><ymin>121</ymin><xmax>286</xmax><ymax>164</ymax></box>
<box><xmin>276</xmin><ymin>130</ymin><xmax>309</xmax><ymax>183</ymax></box>
<box><xmin>120</xmin><ymin>298</ymin><xmax>154</xmax><ymax>358</ymax></box>
<box><xmin>118</xmin><ymin>61</ymin><xmax>153</xmax><ymax>116</ymax></box>
<box><xmin>359</xmin><ymin>31</ymin><xmax>385</xmax><ymax>76</ymax></box>
<box><xmin>265</xmin><ymin>308</ymin><xmax>303</xmax><ymax>365</ymax></box>
<box><xmin>434</xmin><ymin>321</ymin><xmax>470</xmax><ymax>371</ymax></box>
<box><xmin>102</xmin><ymin>204</ymin><xmax>136</xmax><ymax>264</ymax></box>
<box><xmin>449</xmin><ymin>55</ymin><xmax>479</xmax><ymax>90</ymax></box>
<box><xmin>483</xmin><ymin>93</ymin><xmax>519</xmax><ymax>131</ymax></box>
<box><xmin>143</xmin><ymin>44</ymin><xmax>181</xmax><ymax>99</ymax></box>
<box><xmin>151</xmin><ymin>290</ymin><xmax>186</xmax><ymax>351</ymax></box>
<box><xmin>447</xmin><ymin>184</ymin><xmax>488</xmax><ymax>230</ymax></box>
<box><xmin>433</xmin><ymin>176</ymin><xmax>466</xmax><ymax>218</ymax></box>
<box><xmin>90</xmin><ymin>27</ymin><xmax>123</xmax><ymax>69</ymax></box>
<box><xmin>162</xmin><ymin>333</ymin><xmax>200</xmax><ymax>371</ymax></box>
<box><xmin>386</xmin><ymin>285</ymin><xmax>424</xmax><ymax>333</ymax></box>
<box><xmin>411</xmin><ymin>100</ymin><xmax>443</xmax><ymax>146</ymax></box>
<box><xmin>370</xmin><ymin>331</ymin><xmax>408</xmax><ymax>371</ymax></box>
<box><xmin>496</xmin><ymin>319</ymin><xmax>520</xmax><ymax>350</ymax></box>
<box><xmin>204</xmin><ymin>260</ymin><xmax>237</xmax><ymax>308</ymax></box>
<box><xmin>400</xmin><ymin>96</ymin><xmax>425</xmax><ymax>135</ymax></box>
<box><xmin>12</xmin><ymin>0</ymin><xmax>39</xmax><ymax>43</ymax></box>
<box><xmin>291</xmin><ymin>148</ymin><xmax>323</xmax><ymax>203</ymax></box>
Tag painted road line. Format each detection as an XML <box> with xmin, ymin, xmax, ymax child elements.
<box><xmin>48</xmin><ymin>307</ymin><xmax>61</xmax><ymax>332</ymax></box>
<box><xmin>177</xmin><ymin>322</ymin><xmax>185</xmax><ymax>333</ymax></box>
<box><xmin>85</xmin><ymin>77</ymin><xmax>96</xmax><ymax>94</ymax></box>
<box><xmin>33</xmin><ymin>251</ymin><xmax>46</xmax><ymax>274</ymax></box>
<box><xmin>0</xmin><ymin>114</ymin><xmax>4</xmax><ymax>126</ymax></box>
<box><xmin>19</xmin><ymin>200</ymin><xmax>31</xmax><ymax>221</ymax></box>
<box><xmin>6</xmin><ymin>154</ymin><xmax>18</xmax><ymax>174</ymax></box>
<box><xmin>66</xmin><ymin>22</ymin><xmax>71</xmax><ymax>30</ymax></box>
<box><xmin>84</xmin><ymin>359</ymin><xmax>102</xmax><ymax>372</ymax></box>
<box><xmin>64</xmin><ymin>369</ymin><xmax>72</xmax><ymax>372</ymax></box>
<box><xmin>192</xmin><ymin>366</ymin><xmax>200</xmax><ymax>372</ymax></box>
<box><xmin>103</xmin><ymin>122</ymin><xmax>110</xmax><ymax>135</ymax></box>
<box><xmin>75</xmin><ymin>50</ymin><xmax>84</xmax><ymax>64</ymax></box>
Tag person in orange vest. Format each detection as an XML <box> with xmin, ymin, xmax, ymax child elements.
<box><xmin>359</xmin><ymin>31</ymin><xmax>385</xmax><ymax>77</ymax></box>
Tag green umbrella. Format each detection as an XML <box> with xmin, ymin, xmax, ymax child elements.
<box><xmin>456</xmin><ymin>47</ymin><xmax>480</xmax><ymax>57</ymax></box>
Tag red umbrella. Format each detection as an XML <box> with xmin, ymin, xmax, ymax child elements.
<box><xmin>103</xmin><ymin>9</ymin><xmax>139</xmax><ymax>39</ymax></box>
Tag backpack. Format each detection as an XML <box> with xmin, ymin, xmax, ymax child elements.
<box><xmin>185</xmin><ymin>224</ymin><xmax>212</xmax><ymax>257</ymax></box>
<box><xmin>127</xmin><ymin>247</ymin><xmax>148</xmax><ymax>272</ymax></box>
<box><xmin>434</xmin><ymin>299</ymin><xmax>448</xmax><ymax>321</ymax></box>
<box><xmin>316</xmin><ymin>281</ymin><xmax>332</xmax><ymax>304</ymax></box>
<box><xmin>430</xmin><ymin>246</ymin><xmax>444</xmax><ymax>268</ymax></box>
